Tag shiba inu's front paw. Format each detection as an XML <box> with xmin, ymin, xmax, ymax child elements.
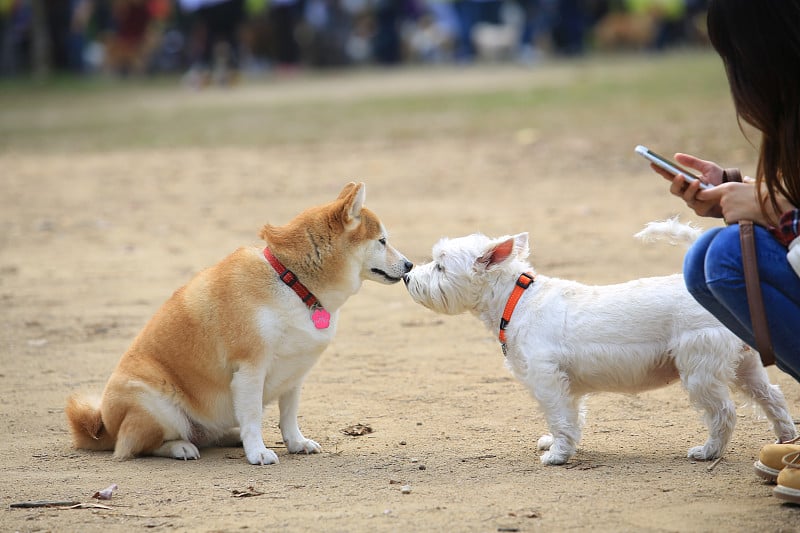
<box><xmin>245</xmin><ymin>445</ymin><xmax>279</xmax><ymax>465</ymax></box>
<box><xmin>286</xmin><ymin>437</ymin><xmax>321</xmax><ymax>455</ymax></box>
<box><xmin>172</xmin><ymin>441</ymin><xmax>200</xmax><ymax>460</ymax></box>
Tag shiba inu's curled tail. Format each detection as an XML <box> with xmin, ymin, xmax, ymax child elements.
<box><xmin>634</xmin><ymin>216</ymin><xmax>703</xmax><ymax>246</ymax></box>
<box><xmin>65</xmin><ymin>393</ymin><xmax>115</xmax><ymax>451</ymax></box>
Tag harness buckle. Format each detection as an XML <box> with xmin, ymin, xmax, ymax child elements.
<box><xmin>516</xmin><ymin>272</ymin><xmax>534</xmax><ymax>288</ymax></box>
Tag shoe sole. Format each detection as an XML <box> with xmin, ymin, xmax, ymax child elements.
<box><xmin>774</xmin><ymin>484</ymin><xmax>800</xmax><ymax>504</ymax></box>
<box><xmin>754</xmin><ymin>460</ymin><xmax>781</xmax><ymax>483</ymax></box>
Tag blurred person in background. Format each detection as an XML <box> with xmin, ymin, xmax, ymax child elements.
<box><xmin>180</xmin><ymin>0</ymin><xmax>244</xmax><ymax>87</ymax></box>
<box><xmin>371</xmin><ymin>0</ymin><xmax>401</xmax><ymax>64</ymax></box>
<box><xmin>67</xmin><ymin>0</ymin><xmax>95</xmax><ymax>72</ymax></box>
<box><xmin>452</xmin><ymin>0</ymin><xmax>501</xmax><ymax>62</ymax></box>
<box><xmin>105</xmin><ymin>0</ymin><xmax>170</xmax><ymax>75</ymax></box>
<box><xmin>298</xmin><ymin>0</ymin><xmax>351</xmax><ymax>67</ymax></box>
<box><xmin>515</xmin><ymin>0</ymin><xmax>555</xmax><ymax>63</ymax></box>
<box><xmin>0</xmin><ymin>0</ymin><xmax>25</xmax><ymax>74</ymax></box>
<box><xmin>268</xmin><ymin>0</ymin><xmax>301</xmax><ymax>71</ymax></box>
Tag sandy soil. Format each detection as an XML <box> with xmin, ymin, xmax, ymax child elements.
<box><xmin>2</xmin><ymin>60</ymin><xmax>799</xmax><ymax>532</ymax></box>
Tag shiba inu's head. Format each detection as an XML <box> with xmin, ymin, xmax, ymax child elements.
<box><xmin>336</xmin><ymin>182</ymin><xmax>413</xmax><ymax>285</ymax></box>
<box><xmin>260</xmin><ymin>182</ymin><xmax>412</xmax><ymax>293</ymax></box>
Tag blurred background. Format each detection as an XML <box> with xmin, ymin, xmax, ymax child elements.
<box><xmin>0</xmin><ymin>0</ymin><xmax>710</xmax><ymax>83</ymax></box>
<box><xmin>7</xmin><ymin>2</ymin><xmax>800</xmax><ymax>532</ymax></box>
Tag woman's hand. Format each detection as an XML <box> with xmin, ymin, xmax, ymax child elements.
<box><xmin>697</xmin><ymin>183</ymin><xmax>765</xmax><ymax>224</ymax></box>
<box><xmin>651</xmin><ymin>152</ymin><xmax>798</xmax><ymax>225</ymax></box>
<box><xmin>650</xmin><ymin>153</ymin><xmax>725</xmax><ymax>218</ymax></box>
<box><xmin>699</xmin><ymin>181</ymin><xmax>797</xmax><ymax>226</ymax></box>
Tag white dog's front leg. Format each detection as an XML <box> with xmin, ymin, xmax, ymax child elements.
<box><xmin>529</xmin><ymin>372</ymin><xmax>582</xmax><ymax>465</ymax></box>
<box><xmin>231</xmin><ymin>368</ymin><xmax>278</xmax><ymax>465</ymax></box>
<box><xmin>279</xmin><ymin>385</ymin><xmax>321</xmax><ymax>455</ymax></box>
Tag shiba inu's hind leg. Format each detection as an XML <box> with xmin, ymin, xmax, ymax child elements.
<box><xmin>114</xmin><ymin>406</ymin><xmax>199</xmax><ymax>460</ymax></box>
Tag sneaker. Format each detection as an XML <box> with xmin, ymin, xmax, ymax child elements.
<box><xmin>754</xmin><ymin>435</ymin><xmax>800</xmax><ymax>483</ymax></box>
<box><xmin>774</xmin><ymin>451</ymin><xmax>800</xmax><ymax>504</ymax></box>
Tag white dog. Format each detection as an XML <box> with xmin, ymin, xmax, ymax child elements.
<box><xmin>404</xmin><ymin>220</ymin><xmax>797</xmax><ymax>465</ymax></box>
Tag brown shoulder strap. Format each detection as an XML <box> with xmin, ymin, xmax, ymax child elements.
<box><xmin>739</xmin><ymin>220</ymin><xmax>775</xmax><ymax>366</ymax></box>
<box><xmin>723</xmin><ymin>168</ymin><xmax>743</xmax><ymax>183</ymax></box>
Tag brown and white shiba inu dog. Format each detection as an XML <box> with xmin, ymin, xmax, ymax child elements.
<box><xmin>66</xmin><ymin>183</ymin><xmax>412</xmax><ymax>465</ymax></box>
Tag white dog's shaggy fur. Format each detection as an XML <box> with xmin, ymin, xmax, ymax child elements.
<box><xmin>404</xmin><ymin>220</ymin><xmax>797</xmax><ymax>465</ymax></box>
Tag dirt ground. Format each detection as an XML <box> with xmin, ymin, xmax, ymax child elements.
<box><xmin>2</xmin><ymin>56</ymin><xmax>800</xmax><ymax>532</ymax></box>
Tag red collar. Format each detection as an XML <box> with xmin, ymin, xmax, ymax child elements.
<box><xmin>264</xmin><ymin>248</ymin><xmax>330</xmax><ymax>329</ymax></box>
<box><xmin>498</xmin><ymin>272</ymin><xmax>535</xmax><ymax>355</ymax></box>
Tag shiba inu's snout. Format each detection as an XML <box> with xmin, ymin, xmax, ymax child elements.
<box><xmin>371</xmin><ymin>260</ymin><xmax>413</xmax><ymax>283</ymax></box>
<box><xmin>360</xmin><ymin>227</ymin><xmax>413</xmax><ymax>284</ymax></box>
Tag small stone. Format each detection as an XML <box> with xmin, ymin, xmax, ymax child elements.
<box><xmin>400</xmin><ymin>485</ymin><xmax>412</xmax><ymax>494</ymax></box>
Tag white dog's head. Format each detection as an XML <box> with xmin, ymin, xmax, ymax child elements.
<box><xmin>403</xmin><ymin>232</ymin><xmax>530</xmax><ymax>315</ymax></box>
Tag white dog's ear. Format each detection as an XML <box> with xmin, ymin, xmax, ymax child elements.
<box><xmin>340</xmin><ymin>182</ymin><xmax>365</xmax><ymax>230</ymax></box>
<box><xmin>513</xmin><ymin>232</ymin><xmax>530</xmax><ymax>259</ymax></box>
<box><xmin>477</xmin><ymin>233</ymin><xmax>529</xmax><ymax>269</ymax></box>
<box><xmin>477</xmin><ymin>236</ymin><xmax>515</xmax><ymax>269</ymax></box>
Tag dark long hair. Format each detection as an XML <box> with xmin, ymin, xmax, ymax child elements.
<box><xmin>707</xmin><ymin>0</ymin><xmax>800</xmax><ymax>218</ymax></box>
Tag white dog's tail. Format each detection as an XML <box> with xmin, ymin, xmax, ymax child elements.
<box><xmin>634</xmin><ymin>217</ymin><xmax>703</xmax><ymax>246</ymax></box>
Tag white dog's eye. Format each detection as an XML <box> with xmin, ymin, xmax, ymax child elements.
<box><xmin>435</xmin><ymin>264</ymin><xmax>444</xmax><ymax>272</ymax></box>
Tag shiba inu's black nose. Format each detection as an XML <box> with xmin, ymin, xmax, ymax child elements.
<box><xmin>404</xmin><ymin>260</ymin><xmax>414</xmax><ymax>273</ymax></box>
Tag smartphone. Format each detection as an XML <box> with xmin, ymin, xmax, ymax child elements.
<box><xmin>635</xmin><ymin>145</ymin><xmax>713</xmax><ymax>190</ymax></box>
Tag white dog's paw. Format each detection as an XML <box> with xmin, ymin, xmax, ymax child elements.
<box><xmin>537</xmin><ymin>434</ymin><xmax>554</xmax><ymax>450</ymax></box>
<box><xmin>540</xmin><ymin>450</ymin><xmax>570</xmax><ymax>465</ymax></box>
<box><xmin>245</xmin><ymin>445</ymin><xmax>279</xmax><ymax>465</ymax></box>
<box><xmin>687</xmin><ymin>444</ymin><xmax>721</xmax><ymax>461</ymax></box>
<box><xmin>168</xmin><ymin>440</ymin><xmax>200</xmax><ymax>460</ymax></box>
<box><xmin>286</xmin><ymin>438</ymin><xmax>321</xmax><ymax>455</ymax></box>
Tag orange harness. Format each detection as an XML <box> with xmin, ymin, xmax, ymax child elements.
<box><xmin>498</xmin><ymin>272</ymin><xmax>536</xmax><ymax>356</ymax></box>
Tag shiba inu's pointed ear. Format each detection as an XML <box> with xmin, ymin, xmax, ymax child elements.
<box><xmin>337</xmin><ymin>182</ymin><xmax>358</xmax><ymax>200</ymax></box>
<box><xmin>340</xmin><ymin>182</ymin><xmax>365</xmax><ymax>230</ymax></box>
<box><xmin>477</xmin><ymin>233</ymin><xmax>529</xmax><ymax>269</ymax></box>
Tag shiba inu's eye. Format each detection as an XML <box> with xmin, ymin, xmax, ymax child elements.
<box><xmin>379</xmin><ymin>238</ymin><xmax>386</xmax><ymax>246</ymax></box>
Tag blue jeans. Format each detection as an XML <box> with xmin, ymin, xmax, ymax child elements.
<box><xmin>684</xmin><ymin>224</ymin><xmax>800</xmax><ymax>383</ymax></box>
